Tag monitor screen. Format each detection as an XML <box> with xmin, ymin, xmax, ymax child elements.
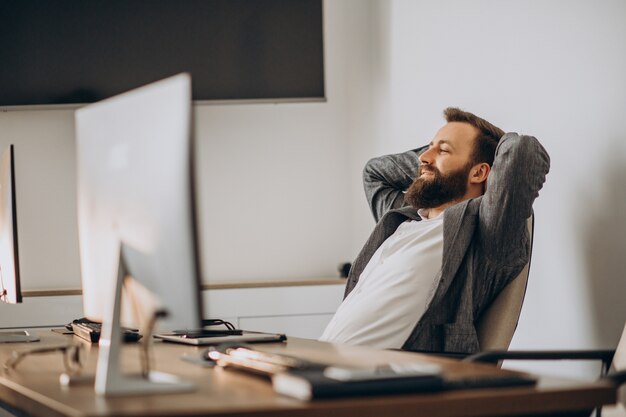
<box><xmin>75</xmin><ymin>73</ymin><xmax>202</xmax><ymax>331</ymax></box>
<box><xmin>0</xmin><ymin>0</ymin><xmax>325</xmax><ymax>106</ymax></box>
<box><xmin>0</xmin><ymin>144</ymin><xmax>21</xmax><ymax>305</ymax></box>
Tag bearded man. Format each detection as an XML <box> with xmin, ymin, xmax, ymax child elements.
<box><xmin>320</xmin><ymin>107</ymin><xmax>550</xmax><ymax>353</ymax></box>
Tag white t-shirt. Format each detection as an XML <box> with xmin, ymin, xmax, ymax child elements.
<box><xmin>319</xmin><ymin>210</ymin><xmax>444</xmax><ymax>349</ymax></box>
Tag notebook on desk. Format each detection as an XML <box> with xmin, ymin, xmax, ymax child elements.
<box><xmin>205</xmin><ymin>343</ymin><xmax>536</xmax><ymax>400</ymax></box>
<box><xmin>155</xmin><ymin>330</ymin><xmax>287</xmax><ymax>346</ymax></box>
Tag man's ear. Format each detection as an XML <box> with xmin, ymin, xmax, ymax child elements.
<box><xmin>469</xmin><ymin>163</ymin><xmax>490</xmax><ymax>184</ymax></box>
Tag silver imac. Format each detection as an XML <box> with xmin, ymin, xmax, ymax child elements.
<box><xmin>75</xmin><ymin>73</ymin><xmax>203</xmax><ymax>396</ymax></box>
<box><xmin>0</xmin><ymin>144</ymin><xmax>39</xmax><ymax>343</ymax></box>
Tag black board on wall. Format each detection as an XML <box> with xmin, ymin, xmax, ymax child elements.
<box><xmin>0</xmin><ymin>0</ymin><xmax>324</xmax><ymax>106</ymax></box>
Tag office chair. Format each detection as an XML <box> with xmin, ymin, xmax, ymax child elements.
<box><xmin>466</xmin><ymin>322</ymin><xmax>626</xmax><ymax>417</ymax></box>
<box><xmin>475</xmin><ymin>216</ymin><xmax>534</xmax><ymax>351</ymax></box>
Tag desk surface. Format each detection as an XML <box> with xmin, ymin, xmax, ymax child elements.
<box><xmin>0</xmin><ymin>331</ymin><xmax>616</xmax><ymax>417</ymax></box>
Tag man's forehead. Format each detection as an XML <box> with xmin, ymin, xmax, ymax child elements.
<box><xmin>431</xmin><ymin>122</ymin><xmax>478</xmax><ymax>148</ymax></box>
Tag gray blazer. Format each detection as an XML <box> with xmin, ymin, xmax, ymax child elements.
<box><xmin>344</xmin><ymin>133</ymin><xmax>550</xmax><ymax>353</ymax></box>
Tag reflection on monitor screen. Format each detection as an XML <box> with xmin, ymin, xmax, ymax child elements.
<box><xmin>75</xmin><ymin>73</ymin><xmax>203</xmax><ymax>395</ymax></box>
<box><xmin>0</xmin><ymin>144</ymin><xmax>40</xmax><ymax>343</ymax></box>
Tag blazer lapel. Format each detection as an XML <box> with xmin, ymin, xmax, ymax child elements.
<box><xmin>431</xmin><ymin>199</ymin><xmax>478</xmax><ymax>304</ymax></box>
<box><xmin>345</xmin><ymin>206</ymin><xmax>420</xmax><ymax>297</ymax></box>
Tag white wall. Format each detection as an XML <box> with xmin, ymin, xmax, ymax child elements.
<box><xmin>347</xmin><ymin>0</ymin><xmax>626</xmax><ymax>378</ymax></box>
<box><xmin>194</xmin><ymin>99</ymin><xmax>351</xmax><ymax>282</ymax></box>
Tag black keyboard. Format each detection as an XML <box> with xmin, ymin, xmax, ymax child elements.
<box><xmin>70</xmin><ymin>321</ymin><xmax>142</xmax><ymax>344</ymax></box>
<box><xmin>172</xmin><ymin>329</ymin><xmax>243</xmax><ymax>339</ymax></box>
<box><xmin>443</xmin><ymin>375</ymin><xmax>536</xmax><ymax>390</ymax></box>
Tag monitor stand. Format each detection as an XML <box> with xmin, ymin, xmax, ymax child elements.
<box><xmin>93</xmin><ymin>244</ymin><xmax>195</xmax><ymax>396</ymax></box>
<box><xmin>0</xmin><ymin>330</ymin><xmax>40</xmax><ymax>343</ymax></box>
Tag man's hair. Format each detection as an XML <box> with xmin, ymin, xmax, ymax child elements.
<box><xmin>443</xmin><ymin>107</ymin><xmax>505</xmax><ymax>166</ymax></box>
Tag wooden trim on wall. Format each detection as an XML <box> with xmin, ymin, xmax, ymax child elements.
<box><xmin>21</xmin><ymin>278</ymin><xmax>346</xmax><ymax>297</ymax></box>
<box><xmin>22</xmin><ymin>289</ymin><xmax>83</xmax><ymax>297</ymax></box>
<box><xmin>204</xmin><ymin>279</ymin><xmax>345</xmax><ymax>290</ymax></box>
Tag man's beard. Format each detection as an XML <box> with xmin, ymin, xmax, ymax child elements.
<box><xmin>404</xmin><ymin>163</ymin><xmax>472</xmax><ymax>210</ymax></box>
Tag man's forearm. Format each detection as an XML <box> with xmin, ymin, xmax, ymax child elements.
<box><xmin>479</xmin><ymin>133</ymin><xmax>550</xmax><ymax>260</ymax></box>
<box><xmin>363</xmin><ymin>146</ymin><xmax>426</xmax><ymax>222</ymax></box>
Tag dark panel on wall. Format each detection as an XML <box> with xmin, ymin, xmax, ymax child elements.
<box><xmin>0</xmin><ymin>0</ymin><xmax>324</xmax><ymax>106</ymax></box>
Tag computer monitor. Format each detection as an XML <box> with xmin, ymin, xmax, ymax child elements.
<box><xmin>0</xmin><ymin>144</ymin><xmax>39</xmax><ymax>343</ymax></box>
<box><xmin>75</xmin><ymin>73</ymin><xmax>203</xmax><ymax>395</ymax></box>
<box><xmin>0</xmin><ymin>144</ymin><xmax>21</xmax><ymax>305</ymax></box>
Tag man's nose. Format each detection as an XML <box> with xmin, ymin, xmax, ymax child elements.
<box><xmin>419</xmin><ymin>148</ymin><xmax>434</xmax><ymax>164</ymax></box>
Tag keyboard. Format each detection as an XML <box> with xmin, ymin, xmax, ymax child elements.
<box><xmin>172</xmin><ymin>329</ymin><xmax>243</xmax><ymax>338</ymax></box>
<box><xmin>70</xmin><ymin>322</ymin><xmax>142</xmax><ymax>344</ymax></box>
<box><xmin>155</xmin><ymin>330</ymin><xmax>286</xmax><ymax>346</ymax></box>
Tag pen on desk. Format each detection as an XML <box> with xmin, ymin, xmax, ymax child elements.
<box><xmin>207</xmin><ymin>345</ymin><xmax>325</xmax><ymax>377</ymax></box>
<box><xmin>226</xmin><ymin>347</ymin><xmax>304</xmax><ymax>368</ymax></box>
<box><xmin>208</xmin><ymin>349</ymin><xmax>289</xmax><ymax>376</ymax></box>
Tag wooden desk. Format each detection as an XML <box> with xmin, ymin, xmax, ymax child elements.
<box><xmin>0</xmin><ymin>331</ymin><xmax>616</xmax><ymax>417</ymax></box>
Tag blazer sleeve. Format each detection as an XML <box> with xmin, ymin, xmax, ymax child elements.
<box><xmin>362</xmin><ymin>145</ymin><xmax>428</xmax><ymax>222</ymax></box>
<box><xmin>479</xmin><ymin>133</ymin><xmax>550</xmax><ymax>263</ymax></box>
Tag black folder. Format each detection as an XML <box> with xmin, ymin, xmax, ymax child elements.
<box><xmin>272</xmin><ymin>369</ymin><xmax>445</xmax><ymax>400</ymax></box>
<box><xmin>272</xmin><ymin>369</ymin><xmax>536</xmax><ymax>400</ymax></box>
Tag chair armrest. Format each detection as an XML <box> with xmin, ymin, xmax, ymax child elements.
<box><xmin>426</xmin><ymin>352</ymin><xmax>470</xmax><ymax>360</ymax></box>
<box><xmin>604</xmin><ymin>369</ymin><xmax>626</xmax><ymax>385</ymax></box>
<box><xmin>405</xmin><ymin>350</ymin><xmax>470</xmax><ymax>360</ymax></box>
<box><xmin>465</xmin><ymin>350</ymin><xmax>615</xmax><ymax>374</ymax></box>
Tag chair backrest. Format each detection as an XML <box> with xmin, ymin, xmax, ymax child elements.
<box><xmin>597</xmin><ymin>323</ymin><xmax>626</xmax><ymax>416</ymax></box>
<box><xmin>610</xmin><ymin>323</ymin><xmax>626</xmax><ymax>414</ymax></box>
<box><xmin>476</xmin><ymin>216</ymin><xmax>534</xmax><ymax>351</ymax></box>
<box><xmin>612</xmin><ymin>324</ymin><xmax>626</xmax><ymax>372</ymax></box>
